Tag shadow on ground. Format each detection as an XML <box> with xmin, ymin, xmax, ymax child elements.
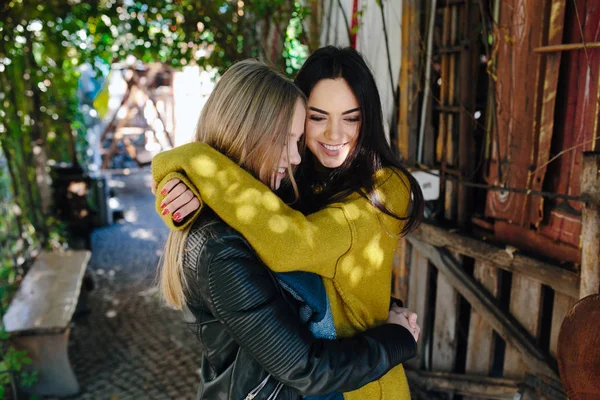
<box><xmin>54</xmin><ymin>169</ymin><xmax>202</xmax><ymax>400</ymax></box>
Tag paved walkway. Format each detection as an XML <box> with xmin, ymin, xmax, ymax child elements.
<box><xmin>59</xmin><ymin>169</ymin><xmax>202</xmax><ymax>400</ymax></box>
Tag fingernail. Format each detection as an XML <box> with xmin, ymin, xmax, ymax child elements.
<box><xmin>173</xmin><ymin>213</ymin><xmax>181</xmax><ymax>221</ymax></box>
<box><xmin>160</xmin><ymin>202</ymin><xmax>166</xmax><ymax>209</ymax></box>
<box><xmin>160</xmin><ymin>188</ymin><xmax>168</xmax><ymax>195</ymax></box>
<box><xmin>161</xmin><ymin>208</ymin><xmax>170</xmax><ymax>216</ymax></box>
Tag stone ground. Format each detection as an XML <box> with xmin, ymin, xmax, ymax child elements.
<box><xmin>51</xmin><ymin>168</ymin><xmax>202</xmax><ymax>400</ymax></box>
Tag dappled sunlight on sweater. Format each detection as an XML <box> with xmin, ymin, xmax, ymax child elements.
<box><xmin>235</xmin><ymin>204</ymin><xmax>258</xmax><ymax>223</ymax></box>
<box><xmin>190</xmin><ymin>155</ymin><xmax>217</xmax><ymax>176</ymax></box>
<box><xmin>268</xmin><ymin>215</ymin><xmax>289</xmax><ymax>233</ymax></box>
<box><xmin>363</xmin><ymin>234</ymin><xmax>384</xmax><ymax>270</ymax></box>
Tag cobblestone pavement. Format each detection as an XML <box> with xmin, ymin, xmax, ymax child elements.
<box><xmin>56</xmin><ymin>169</ymin><xmax>202</xmax><ymax>400</ymax></box>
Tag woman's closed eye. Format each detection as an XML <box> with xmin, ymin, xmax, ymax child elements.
<box><xmin>309</xmin><ymin>115</ymin><xmax>326</xmax><ymax>122</ymax></box>
<box><xmin>345</xmin><ymin>117</ymin><xmax>360</xmax><ymax>123</ymax></box>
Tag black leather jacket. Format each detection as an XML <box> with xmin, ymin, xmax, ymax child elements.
<box><xmin>182</xmin><ymin>213</ymin><xmax>417</xmax><ymax>400</ymax></box>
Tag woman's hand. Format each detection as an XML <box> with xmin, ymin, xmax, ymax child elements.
<box><xmin>156</xmin><ymin>178</ymin><xmax>201</xmax><ymax>223</ymax></box>
<box><xmin>387</xmin><ymin>305</ymin><xmax>420</xmax><ymax>342</ymax></box>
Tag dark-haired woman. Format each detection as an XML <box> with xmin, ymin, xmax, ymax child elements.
<box><xmin>154</xmin><ymin>47</ymin><xmax>424</xmax><ymax>400</ymax></box>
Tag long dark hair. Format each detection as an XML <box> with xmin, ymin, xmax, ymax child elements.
<box><xmin>294</xmin><ymin>46</ymin><xmax>424</xmax><ymax>235</ymax></box>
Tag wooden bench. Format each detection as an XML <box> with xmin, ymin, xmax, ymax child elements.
<box><xmin>2</xmin><ymin>250</ymin><xmax>90</xmax><ymax>397</ymax></box>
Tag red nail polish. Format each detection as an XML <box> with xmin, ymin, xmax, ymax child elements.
<box><xmin>160</xmin><ymin>188</ymin><xmax>168</xmax><ymax>195</ymax></box>
<box><xmin>161</xmin><ymin>208</ymin><xmax>170</xmax><ymax>216</ymax></box>
<box><xmin>173</xmin><ymin>213</ymin><xmax>181</xmax><ymax>221</ymax></box>
<box><xmin>160</xmin><ymin>202</ymin><xmax>166</xmax><ymax>209</ymax></box>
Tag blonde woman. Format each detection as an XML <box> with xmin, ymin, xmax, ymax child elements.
<box><xmin>152</xmin><ymin>60</ymin><xmax>419</xmax><ymax>400</ymax></box>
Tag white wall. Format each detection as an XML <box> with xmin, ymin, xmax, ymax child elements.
<box><xmin>319</xmin><ymin>0</ymin><xmax>402</xmax><ymax>139</ymax></box>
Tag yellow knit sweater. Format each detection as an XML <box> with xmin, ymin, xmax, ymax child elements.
<box><xmin>152</xmin><ymin>142</ymin><xmax>412</xmax><ymax>399</ymax></box>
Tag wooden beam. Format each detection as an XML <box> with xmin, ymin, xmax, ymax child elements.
<box><xmin>580</xmin><ymin>152</ymin><xmax>600</xmax><ymax>298</ymax></box>
<box><xmin>457</xmin><ymin>0</ymin><xmax>479</xmax><ymax>229</ymax></box>
<box><xmin>407</xmin><ymin>237</ymin><xmax>559</xmax><ymax>380</ymax></box>
<box><xmin>503</xmin><ymin>274</ymin><xmax>543</xmax><ymax>379</ymax></box>
<box><xmin>534</xmin><ymin>41</ymin><xmax>600</xmax><ymax>53</ymax></box>
<box><xmin>432</xmin><ymin>271</ymin><xmax>459</xmax><ymax>371</ymax></box>
<box><xmin>398</xmin><ymin>0</ymin><xmax>420</xmax><ymax>162</ymax></box>
<box><xmin>406</xmin><ymin>247</ymin><xmax>432</xmax><ymax>370</ymax></box>
<box><xmin>529</xmin><ymin>0</ymin><xmax>566</xmax><ymax>228</ymax></box>
<box><xmin>392</xmin><ymin>238</ymin><xmax>409</xmax><ymax>302</ymax></box>
<box><xmin>549</xmin><ymin>293</ymin><xmax>576</xmax><ymax>358</ymax></box>
<box><xmin>411</xmin><ymin>222</ymin><xmax>579</xmax><ymax>298</ymax></box>
<box><xmin>465</xmin><ymin>261</ymin><xmax>499</xmax><ymax>375</ymax></box>
<box><xmin>406</xmin><ymin>369</ymin><xmax>519</xmax><ymax>399</ymax></box>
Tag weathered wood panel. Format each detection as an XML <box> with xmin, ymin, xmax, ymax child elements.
<box><xmin>465</xmin><ymin>261</ymin><xmax>500</xmax><ymax>375</ymax></box>
<box><xmin>413</xmin><ymin>222</ymin><xmax>580</xmax><ymax>298</ymax></box>
<box><xmin>392</xmin><ymin>238</ymin><xmax>410</xmax><ymax>302</ymax></box>
<box><xmin>432</xmin><ymin>270</ymin><xmax>460</xmax><ymax>371</ymax></box>
<box><xmin>406</xmin><ymin>370</ymin><xmax>520</xmax><ymax>400</ymax></box>
<box><xmin>529</xmin><ymin>0</ymin><xmax>567</xmax><ymax>228</ymax></box>
<box><xmin>549</xmin><ymin>292</ymin><xmax>576</xmax><ymax>358</ymax></box>
<box><xmin>580</xmin><ymin>152</ymin><xmax>600</xmax><ymax>298</ymax></box>
<box><xmin>486</xmin><ymin>0</ymin><xmax>548</xmax><ymax>226</ymax></box>
<box><xmin>408</xmin><ymin>237</ymin><xmax>558</xmax><ymax>379</ymax></box>
<box><xmin>503</xmin><ymin>274</ymin><xmax>543</xmax><ymax>379</ymax></box>
<box><xmin>494</xmin><ymin>220</ymin><xmax>580</xmax><ymax>265</ymax></box>
<box><xmin>398</xmin><ymin>0</ymin><xmax>421</xmax><ymax>163</ymax></box>
<box><xmin>541</xmin><ymin>0</ymin><xmax>600</xmax><ymax>247</ymax></box>
<box><xmin>406</xmin><ymin>247</ymin><xmax>432</xmax><ymax>370</ymax></box>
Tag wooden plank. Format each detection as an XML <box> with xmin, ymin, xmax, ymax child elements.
<box><xmin>465</xmin><ymin>261</ymin><xmax>500</xmax><ymax>375</ymax></box>
<box><xmin>412</xmin><ymin>222</ymin><xmax>579</xmax><ymax>297</ymax></box>
<box><xmin>580</xmin><ymin>152</ymin><xmax>600</xmax><ymax>298</ymax></box>
<box><xmin>457</xmin><ymin>1</ymin><xmax>478</xmax><ymax>229</ymax></box>
<box><xmin>406</xmin><ymin>247</ymin><xmax>431</xmax><ymax>370</ymax></box>
<box><xmin>407</xmin><ymin>237</ymin><xmax>558</xmax><ymax>380</ymax></box>
<box><xmin>398</xmin><ymin>0</ymin><xmax>421</xmax><ymax>163</ymax></box>
<box><xmin>539</xmin><ymin>0</ymin><xmax>600</xmax><ymax>246</ymax></box>
<box><xmin>436</xmin><ymin>5</ymin><xmax>452</xmax><ymax>163</ymax></box>
<box><xmin>392</xmin><ymin>238</ymin><xmax>410</xmax><ymax>301</ymax></box>
<box><xmin>529</xmin><ymin>0</ymin><xmax>567</xmax><ymax>228</ymax></box>
<box><xmin>549</xmin><ymin>292</ymin><xmax>576</xmax><ymax>359</ymax></box>
<box><xmin>485</xmin><ymin>0</ymin><xmax>548</xmax><ymax>226</ymax></box>
<box><xmin>432</xmin><ymin>270</ymin><xmax>459</xmax><ymax>371</ymax></box>
<box><xmin>494</xmin><ymin>221</ymin><xmax>580</xmax><ymax>265</ymax></box>
<box><xmin>3</xmin><ymin>250</ymin><xmax>91</xmax><ymax>333</ymax></box>
<box><xmin>503</xmin><ymin>274</ymin><xmax>543</xmax><ymax>379</ymax></box>
<box><xmin>405</xmin><ymin>370</ymin><xmax>520</xmax><ymax>400</ymax></box>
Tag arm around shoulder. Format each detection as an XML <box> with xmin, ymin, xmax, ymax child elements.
<box><xmin>153</xmin><ymin>142</ymin><xmax>352</xmax><ymax>278</ymax></box>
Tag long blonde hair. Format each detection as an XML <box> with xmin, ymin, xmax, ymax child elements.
<box><xmin>160</xmin><ymin>60</ymin><xmax>305</xmax><ymax>309</ymax></box>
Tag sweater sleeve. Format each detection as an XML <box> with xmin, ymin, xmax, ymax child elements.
<box><xmin>200</xmin><ymin>235</ymin><xmax>417</xmax><ymax>396</ymax></box>
<box><xmin>152</xmin><ymin>142</ymin><xmax>352</xmax><ymax>279</ymax></box>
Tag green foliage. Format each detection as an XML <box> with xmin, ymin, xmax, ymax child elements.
<box><xmin>283</xmin><ymin>3</ymin><xmax>310</xmax><ymax>76</ymax></box>
<box><xmin>0</xmin><ymin>327</ymin><xmax>39</xmax><ymax>397</ymax></box>
<box><xmin>0</xmin><ymin>2</ymin><xmax>311</xmax><ymax>395</ymax></box>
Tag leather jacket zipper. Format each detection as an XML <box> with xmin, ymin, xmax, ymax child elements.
<box><xmin>244</xmin><ymin>375</ymin><xmax>284</xmax><ymax>400</ymax></box>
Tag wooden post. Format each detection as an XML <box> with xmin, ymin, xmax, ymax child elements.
<box><xmin>406</xmin><ymin>247</ymin><xmax>432</xmax><ymax>370</ymax></box>
<box><xmin>580</xmin><ymin>152</ymin><xmax>600</xmax><ymax>298</ymax></box>
<box><xmin>398</xmin><ymin>0</ymin><xmax>421</xmax><ymax>162</ymax></box>
<box><xmin>465</xmin><ymin>261</ymin><xmax>500</xmax><ymax>375</ymax></box>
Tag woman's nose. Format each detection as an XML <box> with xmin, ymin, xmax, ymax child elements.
<box><xmin>325</xmin><ymin>120</ymin><xmax>343</xmax><ymax>141</ymax></box>
<box><xmin>289</xmin><ymin>146</ymin><xmax>302</xmax><ymax>165</ymax></box>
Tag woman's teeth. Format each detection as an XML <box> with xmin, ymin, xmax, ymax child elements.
<box><xmin>278</xmin><ymin>168</ymin><xmax>286</xmax><ymax>174</ymax></box>
<box><xmin>322</xmin><ymin>143</ymin><xmax>344</xmax><ymax>151</ymax></box>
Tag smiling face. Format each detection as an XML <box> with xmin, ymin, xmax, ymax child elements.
<box><xmin>270</xmin><ymin>98</ymin><xmax>305</xmax><ymax>190</ymax></box>
<box><xmin>305</xmin><ymin>78</ymin><xmax>361</xmax><ymax>168</ymax></box>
